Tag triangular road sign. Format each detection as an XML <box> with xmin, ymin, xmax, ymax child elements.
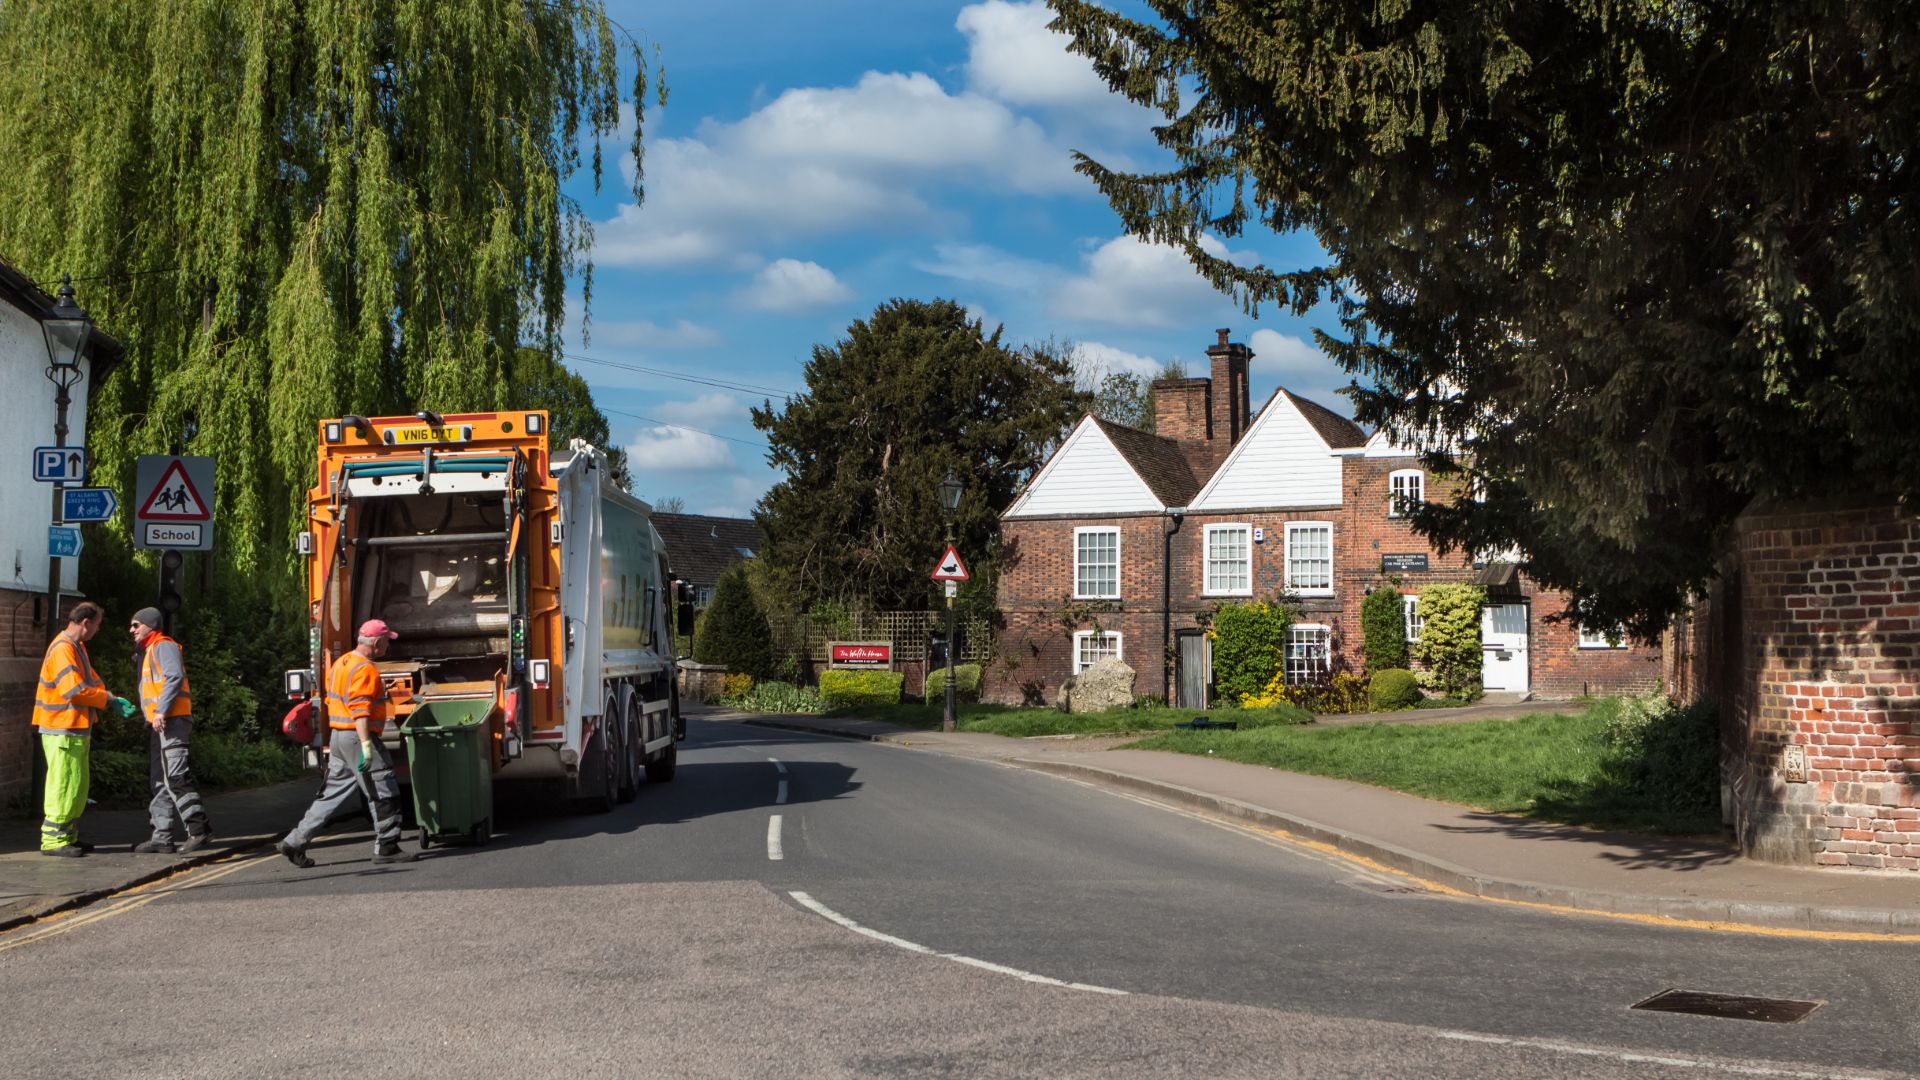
<box><xmin>930</xmin><ymin>545</ymin><xmax>970</xmax><ymax>582</ymax></box>
<box><xmin>138</xmin><ymin>459</ymin><xmax>212</xmax><ymax>521</ymax></box>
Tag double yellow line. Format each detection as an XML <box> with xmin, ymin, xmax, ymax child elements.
<box><xmin>0</xmin><ymin>852</ymin><xmax>268</xmax><ymax>954</ymax></box>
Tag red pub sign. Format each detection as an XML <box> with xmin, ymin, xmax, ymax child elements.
<box><xmin>828</xmin><ymin>641</ymin><xmax>892</xmax><ymax>667</ymax></box>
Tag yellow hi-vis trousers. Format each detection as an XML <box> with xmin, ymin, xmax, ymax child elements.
<box><xmin>40</xmin><ymin>733</ymin><xmax>90</xmax><ymax>851</ymax></box>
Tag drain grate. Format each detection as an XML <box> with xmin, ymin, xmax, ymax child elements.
<box><xmin>1631</xmin><ymin>989</ymin><xmax>1822</xmax><ymax>1024</ymax></box>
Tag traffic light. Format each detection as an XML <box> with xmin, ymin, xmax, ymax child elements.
<box><xmin>158</xmin><ymin>549</ymin><xmax>184</xmax><ymax>631</ymax></box>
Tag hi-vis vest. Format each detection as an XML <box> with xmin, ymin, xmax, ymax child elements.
<box><xmin>138</xmin><ymin>633</ymin><xmax>192</xmax><ymax>725</ymax></box>
<box><xmin>326</xmin><ymin>652</ymin><xmax>389</xmax><ymax>734</ymax></box>
<box><xmin>33</xmin><ymin>635</ymin><xmax>108</xmax><ymax>735</ymax></box>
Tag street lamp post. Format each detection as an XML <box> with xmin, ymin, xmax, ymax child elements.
<box><xmin>41</xmin><ymin>275</ymin><xmax>92</xmax><ymax>640</ymax></box>
<box><xmin>937</xmin><ymin>470</ymin><xmax>963</xmax><ymax>733</ymax></box>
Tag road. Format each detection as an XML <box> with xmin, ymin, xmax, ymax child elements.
<box><xmin>0</xmin><ymin>716</ymin><xmax>1912</xmax><ymax>1078</ymax></box>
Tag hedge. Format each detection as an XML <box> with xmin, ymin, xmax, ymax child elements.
<box><xmin>818</xmin><ymin>669</ymin><xmax>905</xmax><ymax>708</ymax></box>
<box><xmin>1367</xmin><ymin>668</ymin><xmax>1422</xmax><ymax>711</ymax></box>
<box><xmin>1361</xmin><ymin>587</ymin><xmax>1409</xmax><ymax>672</ymax></box>
<box><xmin>923</xmin><ymin>663</ymin><xmax>982</xmax><ymax>703</ymax></box>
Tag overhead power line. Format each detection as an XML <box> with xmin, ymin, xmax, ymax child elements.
<box><xmin>565</xmin><ymin>352</ymin><xmax>798</xmax><ymax>398</ymax></box>
<box><xmin>598</xmin><ymin>406</ymin><xmax>770</xmax><ymax>450</ymax></box>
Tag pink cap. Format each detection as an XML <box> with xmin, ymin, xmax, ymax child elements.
<box><xmin>358</xmin><ymin>619</ymin><xmax>399</xmax><ymax>640</ymax></box>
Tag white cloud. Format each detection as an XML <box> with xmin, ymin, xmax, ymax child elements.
<box><xmin>654</xmin><ymin>392</ymin><xmax>747</xmax><ymax>428</ymax></box>
<box><xmin>743</xmin><ymin>259</ymin><xmax>855</xmax><ymax>312</ymax></box>
<box><xmin>1248</xmin><ymin>329</ymin><xmax>1335</xmax><ymax>379</ymax></box>
<box><xmin>624</xmin><ymin>427</ymin><xmax>736</xmax><ymax>472</ymax></box>
<box><xmin>958</xmin><ymin>1</ymin><xmax>1139</xmax><ymax>114</ymax></box>
<box><xmin>586</xmin><ymin>317</ymin><xmax>722</xmax><ymax>349</ymax></box>
<box><xmin>1053</xmin><ymin>234</ymin><xmax>1240</xmax><ymax>327</ymax></box>
<box><xmin>914</xmin><ymin>242</ymin><xmax>1054</xmax><ymax>292</ymax></box>
<box><xmin>595</xmin><ymin>70</ymin><xmax>1085</xmax><ymax>269</ymax></box>
<box><xmin>1072</xmin><ymin>341</ymin><xmax>1163</xmax><ymax>384</ymax></box>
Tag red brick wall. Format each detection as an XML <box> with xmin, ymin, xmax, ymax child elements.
<box><xmin>0</xmin><ymin>657</ymin><xmax>38</xmax><ymax>806</ymax></box>
<box><xmin>1668</xmin><ymin>495</ymin><xmax>1920</xmax><ymax>870</ymax></box>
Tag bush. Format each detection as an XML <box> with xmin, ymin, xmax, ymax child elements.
<box><xmin>1412</xmin><ymin>583</ymin><xmax>1485</xmax><ymax>697</ymax></box>
<box><xmin>1600</xmin><ymin>691</ymin><xmax>1720</xmax><ymax>817</ymax></box>
<box><xmin>818</xmin><ymin>669</ymin><xmax>905</xmax><ymax>708</ymax></box>
<box><xmin>1207</xmin><ymin>600</ymin><xmax>1295</xmax><ymax>704</ymax></box>
<box><xmin>85</xmin><ymin>733</ymin><xmax>303</xmax><ymax>806</ymax></box>
<box><xmin>725</xmin><ymin>680</ymin><xmax>825</xmax><ymax>714</ymax></box>
<box><xmin>693</xmin><ymin>564</ymin><xmax>773</xmax><ymax>678</ymax></box>
<box><xmin>720</xmin><ymin>673</ymin><xmax>754</xmax><ymax>699</ymax></box>
<box><xmin>1241</xmin><ymin>670</ymin><xmax>1369</xmax><ymax>714</ymax></box>
<box><xmin>923</xmin><ymin>663</ymin><xmax>982</xmax><ymax>703</ymax></box>
<box><xmin>1368</xmin><ymin>668</ymin><xmax>1422</xmax><ymax>711</ymax></box>
<box><xmin>1361</xmin><ymin>588</ymin><xmax>1409</xmax><ymax>673</ymax></box>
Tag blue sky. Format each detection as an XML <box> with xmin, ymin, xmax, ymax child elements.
<box><xmin>569</xmin><ymin>1</ymin><xmax>1350</xmax><ymax>516</ymax></box>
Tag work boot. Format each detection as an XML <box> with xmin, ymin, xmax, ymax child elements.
<box><xmin>41</xmin><ymin>846</ymin><xmax>84</xmax><ymax>858</ymax></box>
<box><xmin>75</xmin><ymin>841</ymin><xmax>96</xmax><ymax>853</ymax></box>
<box><xmin>177</xmin><ymin>830</ymin><xmax>212</xmax><ymax>855</ymax></box>
<box><xmin>370</xmin><ymin>845</ymin><xmax>418</xmax><ymax>865</ymax></box>
<box><xmin>132</xmin><ymin>839</ymin><xmax>177</xmax><ymax>854</ymax></box>
<box><xmin>275</xmin><ymin>839</ymin><xmax>315</xmax><ymax>869</ymax></box>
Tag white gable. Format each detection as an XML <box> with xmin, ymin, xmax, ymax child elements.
<box><xmin>1188</xmin><ymin>392</ymin><xmax>1343</xmax><ymax>510</ymax></box>
<box><xmin>1004</xmin><ymin>416</ymin><xmax>1163</xmax><ymax>518</ymax></box>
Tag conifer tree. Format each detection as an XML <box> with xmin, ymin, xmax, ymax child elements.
<box><xmin>1049</xmin><ymin>1</ymin><xmax>1920</xmax><ymax>635</ymax></box>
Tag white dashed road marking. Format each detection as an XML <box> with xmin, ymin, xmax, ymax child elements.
<box><xmin>767</xmin><ymin>814</ymin><xmax>784</xmax><ymax>861</ymax></box>
<box><xmin>788</xmin><ymin>890</ymin><xmax>1128</xmax><ymax>996</ymax></box>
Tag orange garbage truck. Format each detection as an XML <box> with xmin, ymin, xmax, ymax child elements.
<box><xmin>283</xmin><ymin>410</ymin><xmax>693</xmax><ymax>818</ymax></box>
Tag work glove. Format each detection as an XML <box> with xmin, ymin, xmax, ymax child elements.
<box><xmin>108</xmin><ymin>697</ymin><xmax>136</xmax><ymax>721</ymax></box>
<box><xmin>356</xmin><ymin>739</ymin><xmax>375</xmax><ymax>774</ymax></box>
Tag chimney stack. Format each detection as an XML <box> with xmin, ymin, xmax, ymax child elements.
<box><xmin>1206</xmin><ymin>329</ymin><xmax>1253</xmax><ymax>467</ymax></box>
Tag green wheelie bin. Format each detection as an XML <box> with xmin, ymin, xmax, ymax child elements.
<box><xmin>402</xmin><ymin>698</ymin><xmax>495</xmax><ymax>847</ymax></box>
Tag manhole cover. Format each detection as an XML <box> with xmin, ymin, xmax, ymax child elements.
<box><xmin>1631</xmin><ymin>989</ymin><xmax>1822</xmax><ymax>1024</ymax></box>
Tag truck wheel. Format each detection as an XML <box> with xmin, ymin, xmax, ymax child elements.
<box><xmin>615</xmin><ymin>697</ymin><xmax>639</xmax><ymax>805</ymax></box>
<box><xmin>583</xmin><ymin>703</ymin><xmax>617</xmax><ymax>814</ymax></box>
<box><xmin>644</xmin><ymin>741</ymin><xmax>677</xmax><ymax>783</ymax></box>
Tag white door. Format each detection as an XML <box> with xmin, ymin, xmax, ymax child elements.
<box><xmin>1480</xmin><ymin>604</ymin><xmax>1529</xmax><ymax>692</ymax></box>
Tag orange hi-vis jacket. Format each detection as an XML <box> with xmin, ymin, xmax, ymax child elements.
<box><xmin>34</xmin><ymin>634</ymin><xmax>110</xmax><ymax>735</ymax></box>
<box><xmin>138</xmin><ymin>632</ymin><xmax>192</xmax><ymax>725</ymax></box>
<box><xmin>325</xmin><ymin>651</ymin><xmax>389</xmax><ymax>735</ymax></box>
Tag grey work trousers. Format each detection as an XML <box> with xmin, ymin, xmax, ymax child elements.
<box><xmin>148</xmin><ymin>716</ymin><xmax>209</xmax><ymax>843</ymax></box>
<box><xmin>284</xmin><ymin>729</ymin><xmax>403</xmax><ymax>852</ymax></box>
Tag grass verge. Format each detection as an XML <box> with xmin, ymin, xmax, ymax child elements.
<box><xmin>1129</xmin><ymin>706</ymin><xmax>1722</xmax><ymax>835</ymax></box>
<box><xmin>831</xmin><ymin>701</ymin><xmax>1313</xmax><ymax>738</ymax></box>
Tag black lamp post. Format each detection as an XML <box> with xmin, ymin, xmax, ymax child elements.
<box><xmin>42</xmin><ymin>275</ymin><xmax>92</xmax><ymax>639</ymax></box>
<box><xmin>937</xmin><ymin>470</ymin><xmax>963</xmax><ymax>732</ymax></box>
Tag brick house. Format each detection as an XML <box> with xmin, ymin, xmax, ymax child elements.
<box><xmin>0</xmin><ymin>255</ymin><xmax>122</xmax><ymax>804</ymax></box>
<box><xmin>987</xmin><ymin>329</ymin><xmax>1661</xmax><ymax>708</ymax></box>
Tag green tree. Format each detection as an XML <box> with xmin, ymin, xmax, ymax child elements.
<box><xmin>1049</xmin><ymin>1</ymin><xmax>1919</xmax><ymax>636</ymax></box>
<box><xmin>752</xmin><ymin>299</ymin><xmax>1087</xmax><ymax>610</ymax></box>
<box><xmin>692</xmin><ymin>564</ymin><xmax>773</xmax><ymax>679</ymax></box>
<box><xmin>0</xmin><ymin>2</ymin><xmax>652</xmax><ymax>729</ymax></box>
<box><xmin>1086</xmin><ymin>359</ymin><xmax>1187</xmax><ymax>432</ymax></box>
<box><xmin>507</xmin><ymin>348</ymin><xmax>632</xmax><ymax>491</ymax></box>
<box><xmin>1360</xmin><ymin>587</ymin><xmax>1408</xmax><ymax>674</ymax></box>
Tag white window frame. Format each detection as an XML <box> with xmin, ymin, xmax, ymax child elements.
<box><xmin>1285</xmin><ymin>624</ymin><xmax>1331</xmax><ymax>686</ymax></box>
<box><xmin>1388</xmin><ymin>469</ymin><xmax>1424</xmax><ymax>518</ymax></box>
<box><xmin>1073</xmin><ymin>526</ymin><xmax>1121</xmax><ymax>600</ymax></box>
<box><xmin>1578</xmin><ymin>624</ymin><xmax>1628</xmax><ymax>650</ymax></box>
<box><xmin>1402</xmin><ymin>594</ymin><xmax>1422</xmax><ymax>644</ymax></box>
<box><xmin>1072</xmin><ymin>630</ymin><xmax>1123</xmax><ymax>674</ymax></box>
<box><xmin>1203</xmin><ymin>523</ymin><xmax>1254</xmax><ymax>597</ymax></box>
<box><xmin>1284</xmin><ymin>522</ymin><xmax>1334</xmax><ymax>597</ymax></box>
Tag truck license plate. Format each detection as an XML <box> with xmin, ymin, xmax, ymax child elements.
<box><xmin>389</xmin><ymin>425</ymin><xmax>471</xmax><ymax>444</ymax></box>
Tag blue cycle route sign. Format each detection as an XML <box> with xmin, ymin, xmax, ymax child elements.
<box><xmin>47</xmin><ymin>526</ymin><xmax>83</xmax><ymax>558</ymax></box>
<box><xmin>61</xmin><ymin>487</ymin><xmax>118</xmax><ymax>523</ymax></box>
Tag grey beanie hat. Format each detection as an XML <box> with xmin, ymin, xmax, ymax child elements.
<box><xmin>132</xmin><ymin>607</ymin><xmax>164</xmax><ymax>628</ymax></box>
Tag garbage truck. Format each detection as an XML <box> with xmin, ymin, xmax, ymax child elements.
<box><xmin>282</xmin><ymin>410</ymin><xmax>694</xmax><ymax>830</ymax></box>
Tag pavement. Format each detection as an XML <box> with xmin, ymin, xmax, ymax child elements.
<box><xmin>706</xmin><ymin>705</ymin><xmax>1920</xmax><ymax>936</ymax></box>
<box><xmin>0</xmin><ymin>774</ymin><xmax>321</xmax><ymax>929</ymax></box>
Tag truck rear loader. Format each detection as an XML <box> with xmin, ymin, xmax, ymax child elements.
<box><xmin>285</xmin><ymin>410</ymin><xmax>693</xmax><ymax>827</ymax></box>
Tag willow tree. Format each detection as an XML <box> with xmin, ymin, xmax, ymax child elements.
<box><xmin>1049</xmin><ymin>1</ymin><xmax>1920</xmax><ymax>637</ymax></box>
<box><xmin>0</xmin><ymin>2</ymin><xmax>653</xmax><ymax>728</ymax></box>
